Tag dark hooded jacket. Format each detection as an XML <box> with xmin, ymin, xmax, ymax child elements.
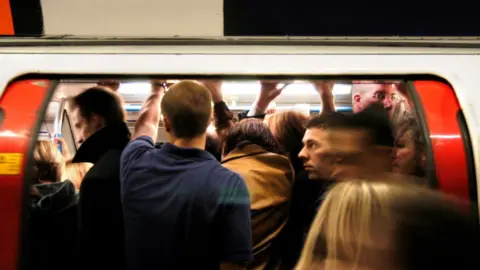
<box><xmin>26</xmin><ymin>180</ymin><xmax>79</xmax><ymax>270</ymax></box>
<box><xmin>72</xmin><ymin>122</ymin><xmax>131</xmax><ymax>270</ymax></box>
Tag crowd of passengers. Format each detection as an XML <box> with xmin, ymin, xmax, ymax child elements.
<box><xmin>27</xmin><ymin>79</ymin><xmax>479</xmax><ymax>270</ymax></box>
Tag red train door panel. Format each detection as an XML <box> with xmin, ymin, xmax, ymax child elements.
<box><xmin>412</xmin><ymin>80</ymin><xmax>476</xmax><ymax>201</ymax></box>
<box><xmin>0</xmin><ymin>80</ymin><xmax>52</xmax><ymax>270</ymax></box>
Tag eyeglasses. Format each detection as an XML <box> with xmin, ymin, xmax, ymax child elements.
<box><xmin>372</xmin><ymin>92</ymin><xmax>400</xmax><ymax>102</ymax></box>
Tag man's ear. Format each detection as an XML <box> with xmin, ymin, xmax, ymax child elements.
<box><xmin>353</xmin><ymin>93</ymin><xmax>361</xmax><ymax>104</ymax></box>
<box><xmin>90</xmin><ymin>114</ymin><xmax>105</xmax><ymax>129</ymax></box>
<box><xmin>162</xmin><ymin>115</ymin><xmax>171</xmax><ymax>133</ymax></box>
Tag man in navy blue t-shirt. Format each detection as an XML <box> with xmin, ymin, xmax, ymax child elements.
<box><xmin>120</xmin><ymin>80</ymin><xmax>253</xmax><ymax>270</ymax></box>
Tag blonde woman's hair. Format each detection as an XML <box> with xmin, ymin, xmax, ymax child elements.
<box><xmin>32</xmin><ymin>140</ymin><xmax>65</xmax><ymax>184</ymax></box>
<box><xmin>295</xmin><ymin>180</ymin><xmax>413</xmax><ymax>270</ymax></box>
<box><xmin>295</xmin><ymin>179</ymin><xmax>477</xmax><ymax>270</ymax></box>
<box><xmin>65</xmin><ymin>162</ymin><xmax>93</xmax><ymax>190</ymax></box>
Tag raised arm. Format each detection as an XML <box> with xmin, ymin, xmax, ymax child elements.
<box><xmin>313</xmin><ymin>81</ymin><xmax>336</xmax><ymax>116</ymax></box>
<box><xmin>133</xmin><ymin>80</ymin><xmax>167</xmax><ymax>141</ymax></box>
<box><xmin>201</xmin><ymin>80</ymin><xmax>237</xmax><ymax>137</ymax></box>
<box><xmin>246</xmin><ymin>81</ymin><xmax>284</xmax><ymax>117</ymax></box>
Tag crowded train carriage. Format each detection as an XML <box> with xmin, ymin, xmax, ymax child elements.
<box><xmin>0</xmin><ymin>38</ymin><xmax>478</xmax><ymax>270</ymax></box>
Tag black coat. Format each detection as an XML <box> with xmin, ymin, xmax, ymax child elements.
<box><xmin>72</xmin><ymin>122</ymin><xmax>131</xmax><ymax>270</ymax></box>
<box><xmin>26</xmin><ymin>180</ymin><xmax>79</xmax><ymax>270</ymax></box>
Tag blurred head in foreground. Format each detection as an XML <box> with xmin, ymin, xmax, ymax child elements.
<box><xmin>296</xmin><ymin>180</ymin><xmax>479</xmax><ymax>270</ymax></box>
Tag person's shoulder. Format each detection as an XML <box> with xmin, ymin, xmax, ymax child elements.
<box><xmin>198</xmin><ymin>164</ymin><xmax>246</xmax><ymax>195</ymax></box>
<box><xmin>210</xmin><ymin>164</ymin><xmax>244</xmax><ymax>182</ymax></box>
<box><xmin>82</xmin><ymin>152</ymin><xmax>123</xmax><ymax>184</ymax></box>
<box><xmin>123</xmin><ymin>136</ymin><xmax>155</xmax><ymax>156</ymax></box>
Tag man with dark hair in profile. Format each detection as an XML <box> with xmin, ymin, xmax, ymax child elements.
<box><xmin>68</xmin><ymin>86</ymin><xmax>130</xmax><ymax>269</ymax></box>
<box><xmin>281</xmin><ymin>112</ymin><xmax>349</xmax><ymax>269</ymax></box>
<box><xmin>282</xmin><ymin>105</ymin><xmax>397</xmax><ymax>269</ymax></box>
<box><xmin>120</xmin><ymin>80</ymin><xmax>252</xmax><ymax>270</ymax></box>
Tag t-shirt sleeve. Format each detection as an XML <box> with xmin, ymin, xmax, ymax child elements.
<box><xmin>218</xmin><ymin>173</ymin><xmax>253</xmax><ymax>263</ymax></box>
<box><xmin>120</xmin><ymin>136</ymin><xmax>154</xmax><ymax>182</ymax></box>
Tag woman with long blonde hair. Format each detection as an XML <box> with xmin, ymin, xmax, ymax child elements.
<box><xmin>27</xmin><ymin>140</ymin><xmax>79</xmax><ymax>270</ymax></box>
<box><xmin>295</xmin><ymin>180</ymin><xmax>478</xmax><ymax>270</ymax></box>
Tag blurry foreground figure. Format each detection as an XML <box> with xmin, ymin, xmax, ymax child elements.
<box><xmin>296</xmin><ymin>180</ymin><xmax>479</xmax><ymax>270</ymax></box>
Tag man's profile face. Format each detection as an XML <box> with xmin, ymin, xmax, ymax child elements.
<box><xmin>71</xmin><ymin>107</ymin><xmax>102</xmax><ymax>145</ymax></box>
<box><xmin>298</xmin><ymin>128</ymin><xmax>337</xmax><ymax>180</ymax></box>
<box><xmin>353</xmin><ymin>83</ymin><xmax>402</xmax><ymax>117</ymax></box>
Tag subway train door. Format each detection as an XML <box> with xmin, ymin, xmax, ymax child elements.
<box><xmin>410</xmin><ymin>80</ymin><xmax>477</xmax><ymax>203</ymax></box>
<box><xmin>0</xmin><ymin>80</ymin><xmax>54</xmax><ymax>270</ymax></box>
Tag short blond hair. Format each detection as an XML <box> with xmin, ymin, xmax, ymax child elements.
<box><xmin>160</xmin><ymin>80</ymin><xmax>212</xmax><ymax>138</ymax></box>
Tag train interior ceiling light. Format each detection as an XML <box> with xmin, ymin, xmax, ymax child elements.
<box><xmin>118</xmin><ymin>81</ymin><xmax>353</xmax><ymax>112</ymax></box>
<box><xmin>117</xmin><ymin>81</ymin><xmax>352</xmax><ymax>96</ymax></box>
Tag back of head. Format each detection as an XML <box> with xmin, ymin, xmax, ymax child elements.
<box><xmin>33</xmin><ymin>140</ymin><xmax>65</xmax><ymax>184</ymax></box>
<box><xmin>68</xmin><ymin>87</ymin><xmax>126</xmax><ymax>125</ymax></box>
<box><xmin>267</xmin><ymin>110</ymin><xmax>308</xmax><ymax>171</ymax></box>
<box><xmin>223</xmin><ymin>118</ymin><xmax>283</xmax><ymax>156</ymax></box>
<box><xmin>296</xmin><ymin>179</ymin><xmax>396</xmax><ymax>270</ymax></box>
<box><xmin>329</xmin><ymin>105</ymin><xmax>394</xmax><ymax>175</ymax></box>
<box><xmin>161</xmin><ymin>80</ymin><xmax>212</xmax><ymax>139</ymax></box>
<box><xmin>347</xmin><ymin>103</ymin><xmax>395</xmax><ymax>148</ymax></box>
<box><xmin>296</xmin><ymin>179</ymin><xmax>479</xmax><ymax>270</ymax></box>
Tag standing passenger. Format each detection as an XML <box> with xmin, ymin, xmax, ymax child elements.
<box><xmin>68</xmin><ymin>87</ymin><xmax>130</xmax><ymax>270</ymax></box>
<box><xmin>121</xmin><ymin>80</ymin><xmax>253</xmax><ymax>270</ymax></box>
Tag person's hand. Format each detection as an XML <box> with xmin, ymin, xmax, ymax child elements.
<box><xmin>255</xmin><ymin>81</ymin><xmax>284</xmax><ymax>109</ymax></box>
<box><xmin>97</xmin><ymin>80</ymin><xmax>120</xmax><ymax>91</ymax></box>
<box><xmin>200</xmin><ymin>80</ymin><xmax>223</xmax><ymax>103</ymax></box>
<box><xmin>312</xmin><ymin>80</ymin><xmax>335</xmax><ymax>97</ymax></box>
<box><xmin>150</xmin><ymin>80</ymin><xmax>171</xmax><ymax>95</ymax></box>
<box><xmin>54</xmin><ymin>137</ymin><xmax>71</xmax><ymax>160</ymax></box>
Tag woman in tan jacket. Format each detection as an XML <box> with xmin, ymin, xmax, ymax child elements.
<box><xmin>221</xmin><ymin>118</ymin><xmax>295</xmax><ymax>270</ymax></box>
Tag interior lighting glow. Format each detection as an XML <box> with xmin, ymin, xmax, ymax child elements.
<box><xmin>117</xmin><ymin>82</ymin><xmax>151</xmax><ymax>94</ymax></box>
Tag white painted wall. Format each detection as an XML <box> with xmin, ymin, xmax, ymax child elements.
<box><xmin>41</xmin><ymin>0</ymin><xmax>223</xmax><ymax>36</ymax></box>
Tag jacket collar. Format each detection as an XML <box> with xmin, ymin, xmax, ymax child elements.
<box><xmin>30</xmin><ymin>181</ymin><xmax>78</xmax><ymax>214</ymax></box>
<box><xmin>72</xmin><ymin>122</ymin><xmax>131</xmax><ymax>164</ymax></box>
<box><xmin>221</xmin><ymin>144</ymin><xmax>268</xmax><ymax>164</ymax></box>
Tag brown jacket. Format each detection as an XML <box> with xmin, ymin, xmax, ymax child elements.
<box><xmin>222</xmin><ymin>144</ymin><xmax>294</xmax><ymax>270</ymax></box>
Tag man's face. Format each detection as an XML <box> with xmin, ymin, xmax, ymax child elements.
<box><xmin>353</xmin><ymin>83</ymin><xmax>402</xmax><ymax>117</ymax></box>
<box><xmin>298</xmin><ymin>128</ymin><xmax>337</xmax><ymax>180</ymax></box>
<box><xmin>70</xmin><ymin>107</ymin><xmax>102</xmax><ymax>145</ymax></box>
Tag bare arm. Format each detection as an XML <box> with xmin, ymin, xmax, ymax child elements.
<box><xmin>247</xmin><ymin>81</ymin><xmax>283</xmax><ymax>117</ymax></box>
<box><xmin>133</xmin><ymin>81</ymin><xmax>166</xmax><ymax>141</ymax></box>
<box><xmin>313</xmin><ymin>81</ymin><xmax>336</xmax><ymax>116</ymax></box>
<box><xmin>201</xmin><ymin>80</ymin><xmax>237</xmax><ymax>137</ymax></box>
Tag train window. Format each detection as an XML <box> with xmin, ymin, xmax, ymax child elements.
<box><xmin>0</xmin><ymin>76</ymin><xmax>476</xmax><ymax>270</ymax></box>
<box><xmin>19</xmin><ymin>77</ymin><xmax>476</xmax><ymax>201</ymax></box>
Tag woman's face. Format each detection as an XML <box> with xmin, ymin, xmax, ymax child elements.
<box><xmin>392</xmin><ymin>130</ymin><xmax>416</xmax><ymax>174</ymax></box>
